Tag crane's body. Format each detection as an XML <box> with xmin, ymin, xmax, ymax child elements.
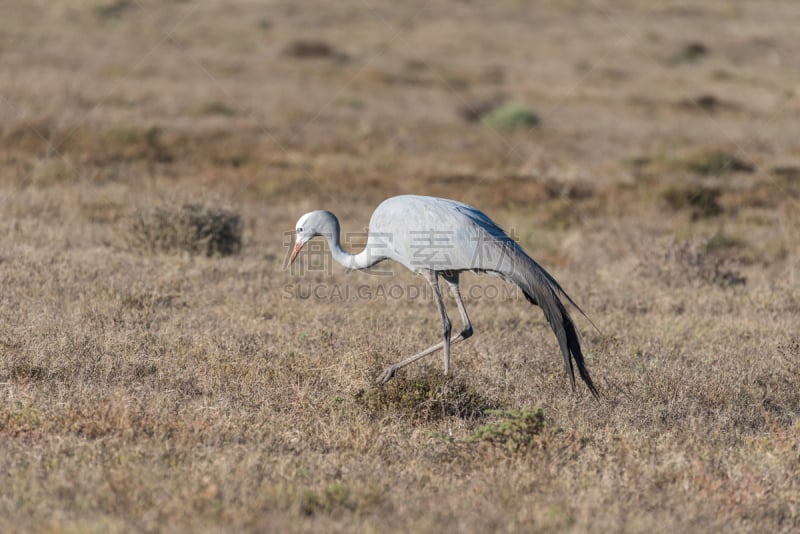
<box><xmin>361</xmin><ymin>195</ymin><xmax>511</xmax><ymax>272</ymax></box>
<box><xmin>289</xmin><ymin>195</ymin><xmax>599</xmax><ymax>398</ymax></box>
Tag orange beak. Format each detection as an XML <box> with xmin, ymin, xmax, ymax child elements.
<box><xmin>288</xmin><ymin>239</ymin><xmax>305</xmax><ymax>267</ymax></box>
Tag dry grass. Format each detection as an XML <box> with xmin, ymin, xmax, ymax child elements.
<box><xmin>1</xmin><ymin>1</ymin><xmax>799</xmax><ymax>532</ymax></box>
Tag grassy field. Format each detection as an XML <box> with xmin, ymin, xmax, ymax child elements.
<box><xmin>1</xmin><ymin>1</ymin><xmax>799</xmax><ymax>531</ymax></box>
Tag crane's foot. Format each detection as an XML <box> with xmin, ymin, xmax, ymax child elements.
<box><xmin>376</xmin><ymin>365</ymin><xmax>397</xmax><ymax>385</ymax></box>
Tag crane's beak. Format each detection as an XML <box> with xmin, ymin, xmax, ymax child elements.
<box><xmin>288</xmin><ymin>238</ymin><xmax>305</xmax><ymax>267</ymax></box>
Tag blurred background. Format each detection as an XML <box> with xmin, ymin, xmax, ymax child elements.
<box><xmin>3</xmin><ymin>1</ymin><xmax>798</xmax><ymax>213</ymax></box>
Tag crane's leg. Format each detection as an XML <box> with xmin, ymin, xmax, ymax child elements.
<box><xmin>377</xmin><ymin>271</ymin><xmax>454</xmax><ymax>385</ymax></box>
<box><xmin>429</xmin><ymin>271</ymin><xmax>453</xmax><ymax>375</ymax></box>
<box><xmin>442</xmin><ymin>272</ymin><xmax>473</xmax><ymax>342</ymax></box>
<box><xmin>376</xmin><ymin>272</ymin><xmax>476</xmax><ymax>385</ymax></box>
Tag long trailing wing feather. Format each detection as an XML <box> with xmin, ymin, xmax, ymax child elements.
<box><xmin>494</xmin><ymin>240</ymin><xmax>600</xmax><ymax>399</ymax></box>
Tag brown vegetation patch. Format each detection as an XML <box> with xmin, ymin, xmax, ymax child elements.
<box><xmin>771</xmin><ymin>165</ymin><xmax>800</xmax><ymax>181</ymax></box>
<box><xmin>283</xmin><ymin>40</ymin><xmax>346</xmax><ymax>61</ymax></box>
<box><xmin>678</xmin><ymin>93</ymin><xmax>739</xmax><ymax>113</ymax></box>
<box><xmin>638</xmin><ymin>238</ymin><xmax>746</xmax><ymax>288</ymax></box>
<box><xmin>93</xmin><ymin>0</ymin><xmax>133</xmax><ymax>20</ymax></box>
<box><xmin>125</xmin><ymin>202</ymin><xmax>242</xmax><ymax>256</ymax></box>
<box><xmin>661</xmin><ymin>184</ymin><xmax>723</xmax><ymax>218</ymax></box>
<box><xmin>681</xmin><ymin>149</ymin><xmax>754</xmax><ymax>175</ymax></box>
<box><xmin>670</xmin><ymin>41</ymin><xmax>710</xmax><ymax>63</ymax></box>
<box><xmin>456</xmin><ymin>95</ymin><xmax>505</xmax><ymax>123</ymax></box>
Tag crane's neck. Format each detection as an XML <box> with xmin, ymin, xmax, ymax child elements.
<box><xmin>324</xmin><ymin>230</ymin><xmax>381</xmax><ymax>271</ymax></box>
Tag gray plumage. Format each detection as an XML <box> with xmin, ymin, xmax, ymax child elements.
<box><xmin>289</xmin><ymin>195</ymin><xmax>599</xmax><ymax>398</ymax></box>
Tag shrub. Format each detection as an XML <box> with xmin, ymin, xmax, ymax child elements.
<box><xmin>480</xmin><ymin>104</ymin><xmax>540</xmax><ymax>131</ymax></box>
<box><xmin>469</xmin><ymin>408</ymin><xmax>548</xmax><ymax>453</ymax></box>
<box><xmin>638</xmin><ymin>238</ymin><xmax>746</xmax><ymax>289</ymax></box>
<box><xmin>299</xmin><ymin>484</ymin><xmax>356</xmax><ymax>516</ymax></box>
<box><xmin>194</xmin><ymin>101</ymin><xmax>238</xmax><ymax>117</ymax></box>
<box><xmin>669</xmin><ymin>41</ymin><xmax>710</xmax><ymax>64</ymax></box>
<box><xmin>356</xmin><ymin>367</ymin><xmax>494</xmax><ymax>422</ymax></box>
<box><xmin>282</xmin><ymin>40</ymin><xmax>346</xmax><ymax>60</ymax></box>
<box><xmin>456</xmin><ymin>96</ymin><xmax>505</xmax><ymax>122</ymax></box>
<box><xmin>93</xmin><ymin>0</ymin><xmax>132</xmax><ymax>20</ymax></box>
<box><xmin>126</xmin><ymin>202</ymin><xmax>242</xmax><ymax>257</ymax></box>
<box><xmin>682</xmin><ymin>150</ymin><xmax>753</xmax><ymax>175</ymax></box>
<box><xmin>661</xmin><ymin>185</ymin><xmax>723</xmax><ymax>218</ymax></box>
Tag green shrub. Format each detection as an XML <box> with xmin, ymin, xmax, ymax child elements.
<box><xmin>481</xmin><ymin>104</ymin><xmax>540</xmax><ymax>131</ymax></box>
<box><xmin>470</xmin><ymin>408</ymin><xmax>548</xmax><ymax>453</ymax></box>
<box><xmin>93</xmin><ymin>0</ymin><xmax>132</xmax><ymax>20</ymax></box>
<box><xmin>194</xmin><ymin>101</ymin><xmax>238</xmax><ymax>117</ymax></box>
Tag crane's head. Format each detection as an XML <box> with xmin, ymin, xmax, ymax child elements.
<box><xmin>288</xmin><ymin>210</ymin><xmax>338</xmax><ymax>266</ymax></box>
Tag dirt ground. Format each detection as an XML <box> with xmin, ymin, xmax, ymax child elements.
<box><xmin>1</xmin><ymin>1</ymin><xmax>799</xmax><ymax>532</ymax></box>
